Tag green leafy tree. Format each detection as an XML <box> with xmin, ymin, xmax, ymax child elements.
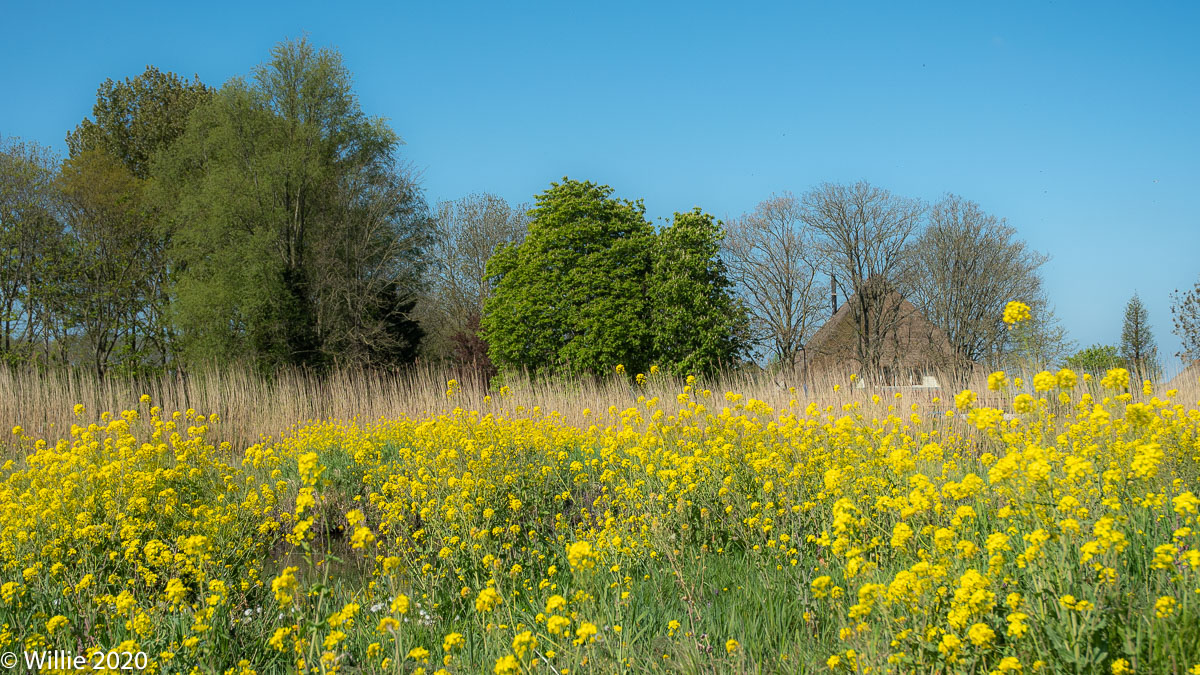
<box><xmin>153</xmin><ymin>38</ymin><xmax>429</xmax><ymax>370</ymax></box>
<box><xmin>67</xmin><ymin>66</ymin><xmax>211</xmax><ymax>179</ymax></box>
<box><xmin>1065</xmin><ymin>344</ymin><xmax>1124</xmax><ymax>374</ymax></box>
<box><xmin>57</xmin><ymin>149</ymin><xmax>159</xmax><ymax>376</ymax></box>
<box><xmin>1120</xmin><ymin>292</ymin><xmax>1160</xmax><ymax>381</ymax></box>
<box><xmin>650</xmin><ymin>209</ymin><xmax>749</xmax><ymax>376</ymax></box>
<box><xmin>0</xmin><ymin>137</ymin><xmax>69</xmax><ymax>366</ymax></box>
<box><xmin>482</xmin><ymin>178</ymin><xmax>655</xmax><ymax>376</ymax></box>
<box><xmin>67</xmin><ymin>66</ymin><xmax>211</xmax><ymax>369</ymax></box>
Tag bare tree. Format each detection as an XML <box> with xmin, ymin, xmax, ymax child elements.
<box><xmin>1006</xmin><ymin>302</ymin><xmax>1076</xmax><ymax>370</ymax></box>
<box><xmin>722</xmin><ymin>193</ymin><xmax>825</xmax><ymax>370</ymax></box>
<box><xmin>1172</xmin><ymin>276</ymin><xmax>1200</xmax><ymax>362</ymax></box>
<box><xmin>907</xmin><ymin>194</ymin><xmax>1048</xmax><ymax>371</ymax></box>
<box><xmin>417</xmin><ymin>193</ymin><xmax>530</xmax><ymax>363</ymax></box>
<box><xmin>800</xmin><ymin>181</ymin><xmax>925</xmax><ymax>379</ymax></box>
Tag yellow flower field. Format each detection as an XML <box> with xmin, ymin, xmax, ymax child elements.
<box><xmin>2</xmin><ymin>369</ymin><xmax>1199</xmax><ymax>674</ymax></box>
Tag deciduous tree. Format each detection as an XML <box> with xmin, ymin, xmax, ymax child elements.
<box><xmin>57</xmin><ymin>149</ymin><xmax>157</xmax><ymax>376</ymax></box>
<box><xmin>67</xmin><ymin>66</ymin><xmax>211</xmax><ymax>179</ymax></box>
<box><xmin>154</xmin><ymin>38</ymin><xmax>429</xmax><ymax>370</ymax></box>
<box><xmin>67</xmin><ymin>66</ymin><xmax>211</xmax><ymax>369</ymax></box>
<box><xmin>801</xmin><ymin>181</ymin><xmax>925</xmax><ymax>379</ymax></box>
<box><xmin>0</xmin><ymin>137</ymin><xmax>68</xmax><ymax>366</ymax></box>
<box><xmin>722</xmin><ymin>193</ymin><xmax>824</xmax><ymax>370</ymax></box>
<box><xmin>907</xmin><ymin>194</ymin><xmax>1048</xmax><ymax>371</ymax></box>
<box><xmin>1066</xmin><ymin>344</ymin><xmax>1124</xmax><ymax>374</ymax></box>
<box><xmin>650</xmin><ymin>209</ymin><xmax>749</xmax><ymax>376</ymax></box>
<box><xmin>417</xmin><ymin>193</ymin><xmax>529</xmax><ymax>367</ymax></box>
<box><xmin>482</xmin><ymin>178</ymin><xmax>654</xmax><ymax>376</ymax></box>
<box><xmin>1172</xmin><ymin>276</ymin><xmax>1200</xmax><ymax>361</ymax></box>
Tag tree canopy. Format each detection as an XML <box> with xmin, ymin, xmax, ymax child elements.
<box><xmin>153</xmin><ymin>38</ymin><xmax>429</xmax><ymax>370</ymax></box>
<box><xmin>482</xmin><ymin>179</ymin><xmax>748</xmax><ymax>377</ymax></box>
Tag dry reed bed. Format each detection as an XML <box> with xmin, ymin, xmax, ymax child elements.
<box><xmin>2</xmin><ymin>365</ymin><xmax>1196</xmax><ymax>457</ymax></box>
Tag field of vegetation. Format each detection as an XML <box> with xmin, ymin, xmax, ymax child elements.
<box><xmin>1</xmin><ymin>360</ymin><xmax>1198</xmax><ymax>675</ymax></box>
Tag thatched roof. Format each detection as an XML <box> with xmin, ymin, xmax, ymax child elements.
<box><xmin>804</xmin><ymin>279</ymin><xmax>959</xmax><ymax>379</ymax></box>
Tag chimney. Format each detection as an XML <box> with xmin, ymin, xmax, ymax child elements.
<box><xmin>830</xmin><ymin>273</ymin><xmax>838</xmax><ymax>316</ymax></box>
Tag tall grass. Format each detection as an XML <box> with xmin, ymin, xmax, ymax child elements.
<box><xmin>3</xmin><ymin>363</ymin><xmax>1196</xmax><ymax>456</ymax></box>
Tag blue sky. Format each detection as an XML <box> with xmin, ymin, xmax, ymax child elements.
<box><xmin>2</xmin><ymin>1</ymin><xmax>1198</xmax><ymax>374</ymax></box>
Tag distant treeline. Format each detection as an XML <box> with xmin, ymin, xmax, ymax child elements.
<box><xmin>3</xmin><ymin>37</ymin><xmax>1196</xmax><ymax>380</ymax></box>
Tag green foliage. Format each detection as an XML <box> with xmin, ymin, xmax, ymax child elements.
<box><xmin>67</xmin><ymin>66</ymin><xmax>211</xmax><ymax>179</ymax></box>
<box><xmin>152</xmin><ymin>38</ymin><xmax>429</xmax><ymax>370</ymax></box>
<box><xmin>482</xmin><ymin>181</ymin><xmax>749</xmax><ymax>378</ymax></box>
<box><xmin>64</xmin><ymin>66</ymin><xmax>211</xmax><ymax>373</ymax></box>
<box><xmin>482</xmin><ymin>178</ymin><xmax>655</xmax><ymax>376</ymax></box>
<box><xmin>649</xmin><ymin>209</ymin><xmax>749</xmax><ymax>376</ymax></box>
<box><xmin>0</xmin><ymin>137</ymin><xmax>68</xmax><ymax>367</ymax></box>
<box><xmin>1066</xmin><ymin>344</ymin><xmax>1124</xmax><ymax>374</ymax></box>
<box><xmin>57</xmin><ymin>149</ymin><xmax>160</xmax><ymax>376</ymax></box>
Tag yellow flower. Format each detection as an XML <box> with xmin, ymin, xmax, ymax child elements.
<box><xmin>45</xmin><ymin>615</ymin><xmax>69</xmax><ymax>634</ymax></box>
<box><xmin>967</xmin><ymin>622</ymin><xmax>995</xmax><ymax>647</ymax></box>
<box><xmin>165</xmin><ymin>578</ymin><xmax>189</xmax><ymax>606</ymax></box>
<box><xmin>329</xmin><ymin>602</ymin><xmax>360</xmax><ymax>628</ymax></box>
<box><xmin>811</xmin><ymin>575</ymin><xmax>833</xmax><ymax>598</ymax></box>
<box><xmin>938</xmin><ymin>633</ymin><xmax>962</xmax><ymax>659</ymax></box>
<box><xmin>391</xmin><ymin>593</ymin><xmax>411</xmax><ymax>614</ymax></box>
<box><xmin>998</xmin><ymin>656</ymin><xmax>1022</xmax><ymax>673</ymax></box>
<box><xmin>1003</xmin><ymin>297</ymin><xmax>1032</xmax><ymax>324</ymax></box>
<box><xmin>512</xmin><ymin>631</ymin><xmax>537</xmax><ymax>658</ymax></box>
<box><xmin>1101</xmin><ymin>368</ymin><xmax>1131</xmax><ymax>390</ymax></box>
<box><xmin>1111</xmin><ymin>659</ymin><xmax>1132</xmax><ymax>674</ymax></box>
<box><xmin>1056</xmin><ymin>368</ymin><xmax>1078</xmax><ymax>389</ymax></box>
<box><xmin>547</xmin><ymin>615</ymin><xmax>570</xmax><ymax>635</ymax></box>
<box><xmin>726</xmin><ymin>639</ymin><xmax>740</xmax><ymax>654</ymax></box>
<box><xmin>574</xmin><ymin>621</ymin><xmax>599</xmax><ymax>645</ymax></box>
<box><xmin>987</xmin><ymin>371</ymin><xmax>1008</xmax><ymax>391</ymax></box>
<box><xmin>494</xmin><ymin>655</ymin><xmax>520</xmax><ymax>675</ymax></box>
<box><xmin>268</xmin><ymin>627</ymin><xmax>291</xmax><ymax>652</ymax></box>
<box><xmin>1032</xmin><ymin>371</ymin><xmax>1057</xmax><ymax>392</ymax></box>
<box><xmin>443</xmin><ymin>632</ymin><xmax>465</xmax><ymax>652</ymax></box>
<box><xmin>1155</xmin><ymin>596</ymin><xmax>1176</xmax><ymax>618</ymax></box>
<box><xmin>566</xmin><ymin>540</ymin><xmax>597</xmax><ymax>570</ymax></box>
<box><xmin>475</xmin><ymin>587</ymin><xmax>502</xmax><ymax>613</ymax></box>
<box><xmin>350</xmin><ymin>525</ymin><xmax>376</xmax><ymax>549</ymax></box>
<box><xmin>955</xmin><ymin>389</ymin><xmax>977</xmax><ymax>410</ymax></box>
<box><xmin>1002</xmin><ymin>300</ymin><xmax>1031</xmax><ymax>325</ymax></box>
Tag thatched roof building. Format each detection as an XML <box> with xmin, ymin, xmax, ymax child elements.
<box><xmin>803</xmin><ymin>279</ymin><xmax>960</xmax><ymax>386</ymax></box>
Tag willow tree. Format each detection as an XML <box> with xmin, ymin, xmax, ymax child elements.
<box><xmin>154</xmin><ymin>38</ymin><xmax>429</xmax><ymax>370</ymax></box>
